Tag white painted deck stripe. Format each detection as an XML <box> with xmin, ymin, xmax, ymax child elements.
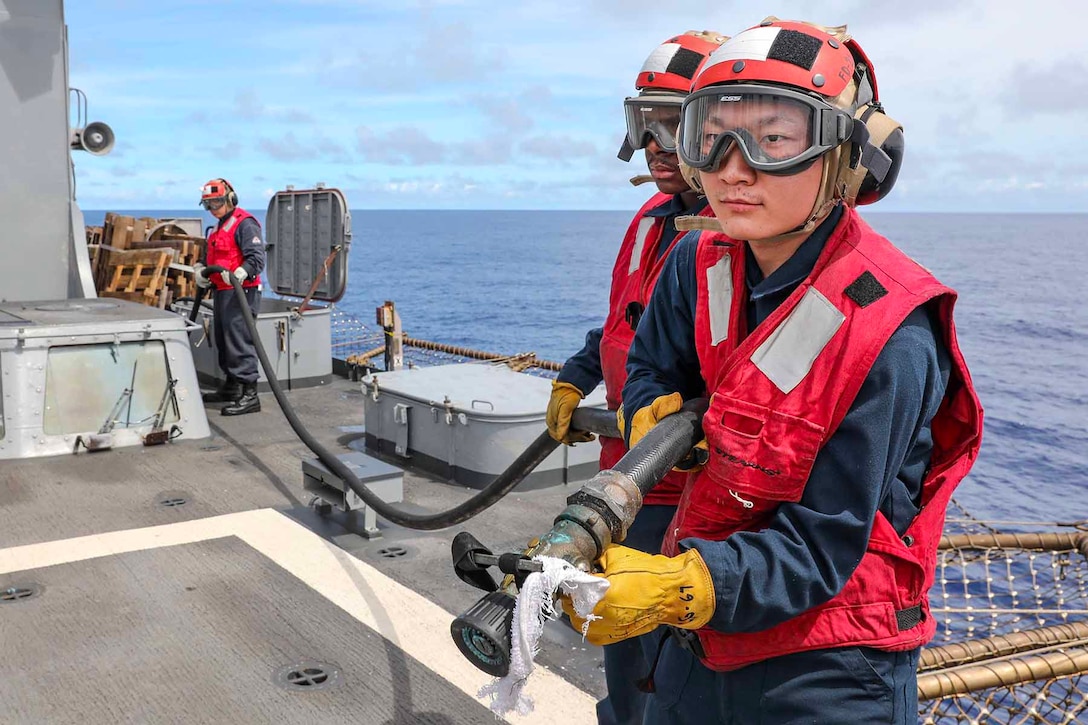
<box><xmin>0</xmin><ymin>509</ymin><xmax>597</xmax><ymax>724</ymax></box>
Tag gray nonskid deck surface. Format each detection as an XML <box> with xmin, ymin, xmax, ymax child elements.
<box><xmin>0</xmin><ymin>537</ymin><xmax>491</xmax><ymax>725</ymax></box>
<box><xmin>0</xmin><ymin>377</ymin><xmax>608</xmax><ymax>700</ymax></box>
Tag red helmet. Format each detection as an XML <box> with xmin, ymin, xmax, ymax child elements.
<box><xmin>619</xmin><ymin>30</ymin><xmax>728</xmax><ymax>161</ymax></box>
<box><xmin>679</xmin><ymin>19</ymin><xmax>902</xmax><ymax>206</ymax></box>
<box><xmin>691</xmin><ymin>20</ymin><xmax>876</xmax><ymax>101</ymax></box>
<box><xmin>636</xmin><ymin>30</ymin><xmax>729</xmax><ymax>94</ymax></box>
<box><xmin>200</xmin><ymin>178</ymin><xmax>237</xmax><ymax>209</ymax></box>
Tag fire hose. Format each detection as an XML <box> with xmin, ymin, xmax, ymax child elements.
<box><xmin>449</xmin><ymin>398</ymin><xmax>708</xmax><ymax>676</ymax></box>
<box><xmin>192</xmin><ymin>266</ymin><xmax>629</xmax><ymax>529</ymax></box>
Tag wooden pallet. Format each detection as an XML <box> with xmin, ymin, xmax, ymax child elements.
<box><xmin>96</xmin><ymin>213</ymin><xmax>161</xmax><ymax>250</ymax></box>
<box><xmin>87</xmin><ymin>213</ymin><xmax>210</xmax><ymax>307</ymax></box>
<box><xmin>99</xmin><ymin>248</ymin><xmax>174</xmax><ymax>308</ymax></box>
<box><xmin>90</xmin><ymin>244</ymin><xmax>121</xmax><ymax>292</ymax></box>
<box><xmin>131</xmin><ymin>238</ymin><xmax>203</xmax><ymax>304</ymax></box>
<box><xmin>128</xmin><ymin>238</ymin><xmax>202</xmax><ymax>266</ymax></box>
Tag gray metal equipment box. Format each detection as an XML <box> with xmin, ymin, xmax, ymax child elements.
<box><xmin>180</xmin><ymin>297</ymin><xmax>333</xmax><ymax>391</ymax></box>
<box><xmin>362</xmin><ymin>363</ymin><xmax>607</xmax><ymax>490</ymax></box>
<box><xmin>302</xmin><ymin>451</ymin><xmax>404</xmax><ymax>539</ymax></box>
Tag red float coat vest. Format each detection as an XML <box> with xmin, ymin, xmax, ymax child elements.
<box><xmin>598</xmin><ymin>194</ymin><xmax>716</xmax><ymax>505</ymax></box>
<box><xmin>207</xmin><ymin>208</ymin><xmax>261</xmax><ymax>291</ymax></box>
<box><xmin>662</xmin><ymin>208</ymin><xmax>983</xmax><ymax>670</ymax></box>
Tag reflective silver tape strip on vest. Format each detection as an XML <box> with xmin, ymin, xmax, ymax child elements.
<box><xmin>750</xmin><ymin>287</ymin><xmax>845</xmax><ymax>394</ymax></box>
<box><xmin>629</xmin><ymin>217</ymin><xmax>655</xmax><ymax>274</ymax></box>
<box><xmin>223</xmin><ymin>216</ymin><xmax>237</xmax><ymax>232</ymax></box>
<box><xmin>706</xmin><ymin>254</ymin><xmax>732</xmax><ymax>346</ymax></box>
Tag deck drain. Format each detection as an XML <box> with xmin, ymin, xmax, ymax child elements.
<box><xmin>156</xmin><ymin>491</ymin><xmax>192</xmax><ymax>508</ymax></box>
<box><xmin>1</xmin><ymin>583</ymin><xmax>42</xmax><ymax>603</ymax></box>
<box><xmin>377</xmin><ymin>545</ymin><xmax>408</xmax><ymax>559</ymax></box>
<box><xmin>273</xmin><ymin>661</ymin><xmax>342</xmax><ymax>692</ymax></box>
<box><xmin>365</xmin><ymin>543</ymin><xmax>417</xmax><ymax>562</ymax></box>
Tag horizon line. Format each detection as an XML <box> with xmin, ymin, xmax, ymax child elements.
<box><xmin>80</xmin><ymin>208</ymin><xmax>1088</xmax><ymax>215</ymax></box>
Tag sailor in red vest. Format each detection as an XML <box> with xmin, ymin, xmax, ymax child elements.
<box><xmin>193</xmin><ymin>178</ymin><xmax>265</xmax><ymax>416</ymax></box>
<box><xmin>545</xmin><ymin>30</ymin><xmax>726</xmax><ymax>725</ymax></box>
<box><xmin>564</xmin><ymin>19</ymin><xmax>984</xmax><ymax>723</ymax></box>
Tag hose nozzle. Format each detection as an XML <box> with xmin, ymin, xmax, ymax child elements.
<box><xmin>451</xmin><ymin>591</ymin><xmax>518</xmax><ymax>677</ymax></box>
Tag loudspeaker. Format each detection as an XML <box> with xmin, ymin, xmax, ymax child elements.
<box><xmin>72</xmin><ymin>121</ymin><xmax>115</xmax><ymax>156</ymax></box>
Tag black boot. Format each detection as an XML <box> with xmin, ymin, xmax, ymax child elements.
<box><xmin>202</xmin><ymin>378</ymin><xmax>242</xmax><ymax>404</ymax></box>
<box><xmin>222</xmin><ymin>383</ymin><xmax>261</xmax><ymax>416</ymax></box>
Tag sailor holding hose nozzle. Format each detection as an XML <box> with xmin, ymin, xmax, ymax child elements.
<box><xmin>549</xmin><ymin>18</ymin><xmax>983</xmax><ymax>723</ymax></box>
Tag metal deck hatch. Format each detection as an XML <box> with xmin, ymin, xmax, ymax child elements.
<box><xmin>264</xmin><ymin>185</ymin><xmax>352</xmax><ymax>302</ymax></box>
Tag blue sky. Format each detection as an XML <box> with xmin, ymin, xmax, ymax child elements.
<box><xmin>67</xmin><ymin>0</ymin><xmax>1087</xmax><ymax>212</ymax></box>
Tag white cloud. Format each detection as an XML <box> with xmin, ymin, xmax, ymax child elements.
<box><xmin>519</xmin><ymin>135</ymin><xmax>599</xmax><ymax>160</ymax></box>
<box><xmin>66</xmin><ymin>0</ymin><xmax>1088</xmax><ymax>211</ymax></box>
<box><xmin>257</xmin><ymin>132</ymin><xmax>350</xmax><ymax>162</ymax></box>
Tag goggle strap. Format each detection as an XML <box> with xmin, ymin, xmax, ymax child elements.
<box><xmin>861</xmin><ymin>140</ymin><xmax>892</xmax><ymax>183</ymax></box>
<box><xmin>848</xmin><ymin>116</ymin><xmax>892</xmax><ymax>183</ymax></box>
<box><xmin>617</xmin><ymin>137</ymin><xmax>635</xmax><ymax>162</ymax></box>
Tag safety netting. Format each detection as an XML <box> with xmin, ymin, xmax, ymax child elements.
<box><xmin>920</xmin><ymin>500</ymin><xmax>1088</xmax><ymax>723</ymax></box>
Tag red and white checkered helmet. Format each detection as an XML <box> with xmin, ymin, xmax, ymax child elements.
<box><xmin>200</xmin><ymin>178</ymin><xmax>237</xmax><ymax>209</ymax></box>
<box><xmin>679</xmin><ymin>19</ymin><xmax>903</xmax><ymax>206</ymax></box>
<box><xmin>618</xmin><ymin>30</ymin><xmax>728</xmax><ymax>161</ymax></box>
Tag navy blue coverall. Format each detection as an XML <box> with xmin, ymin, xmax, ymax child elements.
<box><xmin>210</xmin><ymin>215</ymin><xmax>265</xmax><ymax>384</ymax></box>
<box><xmin>622</xmin><ymin>205</ymin><xmax>951</xmax><ymax>723</ymax></box>
<box><xmin>558</xmin><ymin>193</ymin><xmax>708</xmax><ymax>725</ymax></box>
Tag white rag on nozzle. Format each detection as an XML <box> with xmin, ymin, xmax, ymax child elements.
<box><xmin>477</xmin><ymin>555</ymin><xmax>609</xmax><ymax>717</ymax></box>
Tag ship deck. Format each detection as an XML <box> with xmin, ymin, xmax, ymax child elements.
<box><xmin>0</xmin><ymin>377</ymin><xmax>602</xmax><ymax>724</ymax></box>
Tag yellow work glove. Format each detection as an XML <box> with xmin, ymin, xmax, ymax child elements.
<box><xmin>624</xmin><ymin>393</ymin><xmax>707</xmax><ymax>472</ymax></box>
<box><xmin>562</xmin><ymin>545</ymin><xmax>715</xmax><ymax>646</ymax></box>
<box><xmin>546</xmin><ymin>381</ymin><xmax>594</xmax><ymax>445</ymax></box>
<box><xmin>626</xmin><ymin>392</ymin><xmax>683</xmax><ymax>448</ymax></box>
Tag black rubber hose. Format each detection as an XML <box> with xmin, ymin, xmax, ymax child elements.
<box><xmin>203</xmin><ymin>265</ymin><xmax>621</xmax><ymax>530</ymax></box>
<box><xmin>612</xmin><ymin>397</ymin><xmax>708</xmax><ymax>496</ymax></box>
<box><xmin>185</xmin><ymin>285</ymin><xmax>210</xmax><ymax>323</ymax></box>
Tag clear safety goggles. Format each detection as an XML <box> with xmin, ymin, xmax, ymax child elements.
<box><xmin>623</xmin><ymin>95</ymin><xmax>684</xmax><ymax>153</ymax></box>
<box><xmin>678</xmin><ymin>85</ymin><xmax>854</xmax><ymax>175</ymax></box>
<box><xmin>201</xmin><ymin>197</ymin><xmax>226</xmax><ymax>210</ymax></box>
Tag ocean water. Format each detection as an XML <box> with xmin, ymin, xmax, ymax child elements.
<box><xmin>83</xmin><ymin>209</ymin><xmax>1088</xmax><ymax>524</ymax></box>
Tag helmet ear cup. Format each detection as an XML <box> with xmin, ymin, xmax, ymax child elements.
<box><xmin>220</xmin><ymin>178</ymin><xmax>239</xmax><ymax>207</ymax></box>
<box><xmin>836</xmin><ymin>107</ymin><xmax>903</xmax><ymax>207</ymax></box>
<box><xmin>856</xmin><ymin>126</ymin><xmax>902</xmax><ymax>205</ymax></box>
